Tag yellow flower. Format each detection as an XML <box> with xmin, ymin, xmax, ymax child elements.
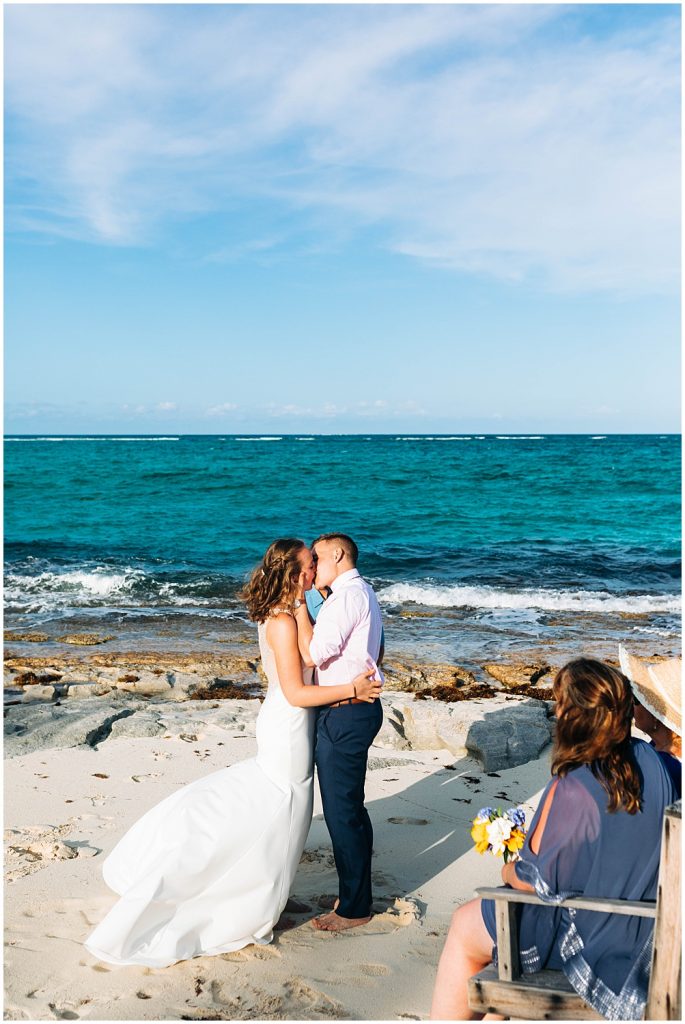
<box><xmin>505</xmin><ymin>829</ymin><xmax>525</xmax><ymax>854</ymax></box>
<box><xmin>471</xmin><ymin>820</ymin><xmax>490</xmax><ymax>855</ymax></box>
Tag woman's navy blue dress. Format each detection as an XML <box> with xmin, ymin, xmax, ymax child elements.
<box><xmin>654</xmin><ymin>747</ymin><xmax>681</xmax><ymax>797</ymax></box>
<box><xmin>481</xmin><ymin>739</ymin><xmax>678</xmax><ymax>1020</ymax></box>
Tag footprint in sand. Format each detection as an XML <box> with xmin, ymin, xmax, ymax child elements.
<box><xmin>369</xmin><ymin>896</ymin><xmax>422</xmax><ymax>931</ymax></box>
<box><xmin>283</xmin><ymin>978</ymin><xmax>347</xmax><ymax>1019</ymax></box>
<box><xmin>359</xmin><ymin>963</ymin><xmax>390</xmax><ymax>976</ymax></box>
<box><xmin>387</xmin><ymin>816</ymin><xmax>429</xmax><ymax>826</ymax></box>
<box><xmin>5</xmin><ymin>825</ymin><xmax>100</xmax><ymax>880</ymax></box>
<box><xmin>192</xmin><ymin>978</ymin><xmax>346</xmax><ymax>1021</ymax></box>
<box><xmin>299</xmin><ymin>847</ymin><xmax>336</xmax><ymax>868</ymax></box>
<box><xmin>48</xmin><ymin>1003</ymin><xmax>80</xmax><ymax>1020</ymax></box>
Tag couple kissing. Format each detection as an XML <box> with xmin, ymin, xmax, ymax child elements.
<box><xmin>85</xmin><ymin>533</ymin><xmax>384</xmax><ymax>967</ymax></box>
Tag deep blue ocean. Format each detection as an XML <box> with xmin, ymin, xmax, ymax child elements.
<box><xmin>4</xmin><ymin>434</ymin><xmax>681</xmax><ymax>665</ymax></box>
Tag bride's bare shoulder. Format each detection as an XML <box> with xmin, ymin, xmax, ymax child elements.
<box><xmin>264</xmin><ymin>611</ymin><xmax>297</xmax><ymax>647</ymax></box>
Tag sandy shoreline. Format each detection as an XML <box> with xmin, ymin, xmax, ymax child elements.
<box><xmin>4</xmin><ymin>670</ymin><xmax>555</xmax><ymax>1021</ymax></box>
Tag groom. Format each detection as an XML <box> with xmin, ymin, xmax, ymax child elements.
<box><xmin>294</xmin><ymin>532</ymin><xmax>384</xmax><ymax>932</ymax></box>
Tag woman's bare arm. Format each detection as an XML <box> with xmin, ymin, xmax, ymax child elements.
<box><xmin>501</xmin><ymin>780</ymin><xmax>559</xmax><ymax>891</ymax></box>
<box><xmin>266</xmin><ymin>615</ymin><xmax>380</xmax><ymax>708</ymax></box>
<box><xmin>293</xmin><ymin>602</ymin><xmax>315</xmax><ymax>666</ymax></box>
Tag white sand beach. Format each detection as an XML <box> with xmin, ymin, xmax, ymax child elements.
<box><xmin>4</xmin><ymin>692</ymin><xmax>553</xmax><ymax>1022</ymax></box>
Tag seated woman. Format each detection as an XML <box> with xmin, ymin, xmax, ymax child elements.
<box><xmin>619</xmin><ymin>645</ymin><xmax>681</xmax><ymax>797</ymax></box>
<box><xmin>430</xmin><ymin>658</ymin><xmax>678</xmax><ymax>1022</ymax></box>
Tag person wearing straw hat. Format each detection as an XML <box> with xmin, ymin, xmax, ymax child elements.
<box><xmin>619</xmin><ymin>645</ymin><xmax>681</xmax><ymax>797</ymax></box>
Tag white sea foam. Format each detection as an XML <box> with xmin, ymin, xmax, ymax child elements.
<box><xmin>378</xmin><ymin>582</ymin><xmax>680</xmax><ymax>615</ymax></box>
<box><xmin>5</xmin><ymin>568</ymin><xmax>142</xmax><ymax>600</ymax></box>
<box><xmin>3</xmin><ymin>565</ymin><xmax>239</xmax><ymax>615</ymax></box>
<box><xmin>236</xmin><ymin>436</ymin><xmax>282</xmax><ymax>441</ymax></box>
<box><xmin>591</xmin><ymin>436</ymin><xmax>607</xmax><ymax>440</ymax></box>
<box><xmin>296</xmin><ymin>437</ymin><xmax>315</xmax><ymax>441</ymax></box>
<box><xmin>496</xmin><ymin>435</ymin><xmax>544</xmax><ymax>440</ymax></box>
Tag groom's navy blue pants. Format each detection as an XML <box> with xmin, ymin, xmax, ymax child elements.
<box><xmin>315</xmin><ymin>699</ymin><xmax>384</xmax><ymax>919</ymax></box>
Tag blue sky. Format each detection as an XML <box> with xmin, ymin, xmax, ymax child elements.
<box><xmin>4</xmin><ymin>3</ymin><xmax>681</xmax><ymax>434</ymax></box>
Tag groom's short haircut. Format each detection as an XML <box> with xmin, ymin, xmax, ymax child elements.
<box><xmin>312</xmin><ymin>533</ymin><xmax>358</xmax><ymax>566</ymax></box>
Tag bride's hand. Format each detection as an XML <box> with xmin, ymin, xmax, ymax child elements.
<box><xmin>295</xmin><ymin>570</ymin><xmax>310</xmax><ymax>602</ymax></box>
<box><xmin>353</xmin><ymin>670</ymin><xmax>382</xmax><ymax>702</ymax></box>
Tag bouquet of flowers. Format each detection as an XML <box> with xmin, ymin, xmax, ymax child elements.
<box><xmin>471</xmin><ymin>806</ymin><xmax>527</xmax><ymax>863</ymax></box>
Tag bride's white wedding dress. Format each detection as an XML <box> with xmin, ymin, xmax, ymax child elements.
<box><xmin>84</xmin><ymin>623</ymin><xmax>315</xmax><ymax>967</ymax></box>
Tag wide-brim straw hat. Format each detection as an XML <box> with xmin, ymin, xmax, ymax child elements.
<box><xmin>618</xmin><ymin>645</ymin><xmax>682</xmax><ymax>737</ymax></box>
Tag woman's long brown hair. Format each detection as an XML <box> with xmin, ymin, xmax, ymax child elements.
<box><xmin>552</xmin><ymin>658</ymin><xmax>642</xmax><ymax>814</ymax></box>
<box><xmin>240</xmin><ymin>538</ymin><xmax>305</xmax><ymax>623</ymax></box>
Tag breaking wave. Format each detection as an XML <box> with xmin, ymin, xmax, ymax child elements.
<box><xmin>378</xmin><ymin>582</ymin><xmax>680</xmax><ymax>615</ymax></box>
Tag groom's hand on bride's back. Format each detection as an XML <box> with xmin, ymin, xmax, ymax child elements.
<box><xmin>353</xmin><ymin>669</ymin><xmax>382</xmax><ymax>702</ymax></box>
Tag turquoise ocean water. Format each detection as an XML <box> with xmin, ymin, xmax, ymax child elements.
<box><xmin>4</xmin><ymin>434</ymin><xmax>681</xmax><ymax>665</ymax></box>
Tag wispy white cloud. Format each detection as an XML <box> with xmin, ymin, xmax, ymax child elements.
<box><xmin>206</xmin><ymin>402</ymin><xmax>239</xmax><ymax>417</ymax></box>
<box><xmin>264</xmin><ymin>399</ymin><xmax>427</xmax><ymax>419</ymax></box>
<box><xmin>5</xmin><ymin>5</ymin><xmax>679</xmax><ymax>292</ymax></box>
<box><xmin>5</xmin><ymin>401</ymin><xmax>66</xmax><ymax>419</ymax></box>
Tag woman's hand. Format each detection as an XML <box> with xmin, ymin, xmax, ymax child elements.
<box><xmin>295</xmin><ymin>570</ymin><xmax>310</xmax><ymax>602</ymax></box>
<box><xmin>501</xmin><ymin>857</ymin><xmax>534</xmax><ymax>892</ymax></box>
<box><xmin>353</xmin><ymin>669</ymin><xmax>382</xmax><ymax>702</ymax></box>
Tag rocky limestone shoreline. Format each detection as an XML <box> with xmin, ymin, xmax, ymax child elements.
<box><xmin>4</xmin><ymin>647</ymin><xmax>559</xmax><ymax>702</ymax></box>
<box><xmin>4</xmin><ymin>647</ymin><xmax>556</xmax><ymax>771</ymax></box>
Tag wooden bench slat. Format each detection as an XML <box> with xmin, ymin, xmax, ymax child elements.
<box><xmin>495</xmin><ymin>899</ymin><xmax>520</xmax><ymax>981</ymax></box>
<box><xmin>646</xmin><ymin>804</ymin><xmax>682</xmax><ymax>1021</ymax></box>
<box><xmin>475</xmin><ymin>886</ymin><xmax>657</xmax><ymax>918</ymax></box>
<box><xmin>468</xmin><ymin>966</ymin><xmax>604</xmax><ymax>1020</ymax></box>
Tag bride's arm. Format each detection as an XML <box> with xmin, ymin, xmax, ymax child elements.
<box><xmin>266</xmin><ymin>615</ymin><xmax>380</xmax><ymax>708</ymax></box>
<box><xmin>293</xmin><ymin>601</ymin><xmax>315</xmax><ymax>666</ymax></box>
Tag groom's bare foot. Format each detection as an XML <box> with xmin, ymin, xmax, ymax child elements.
<box><xmin>311</xmin><ymin>910</ymin><xmax>372</xmax><ymax>931</ymax></box>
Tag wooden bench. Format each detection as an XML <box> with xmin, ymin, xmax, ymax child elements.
<box><xmin>467</xmin><ymin>801</ymin><xmax>681</xmax><ymax>1021</ymax></box>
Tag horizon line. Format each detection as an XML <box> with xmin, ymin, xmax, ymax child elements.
<box><xmin>4</xmin><ymin>432</ymin><xmax>680</xmax><ymax>439</ymax></box>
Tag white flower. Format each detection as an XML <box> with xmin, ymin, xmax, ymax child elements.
<box><xmin>486</xmin><ymin>816</ymin><xmax>513</xmax><ymax>856</ymax></box>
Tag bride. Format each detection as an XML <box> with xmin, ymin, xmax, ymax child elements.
<box><xmin>84</xmin><ymin>538</ymin><xmax>381</xmax><ymax>967</ymax></box>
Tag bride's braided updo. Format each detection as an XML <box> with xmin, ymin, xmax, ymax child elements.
<box><xmin>240</xmin><ymin>538</ymin><xmax>306</xmax><ymax>623</ymax></box>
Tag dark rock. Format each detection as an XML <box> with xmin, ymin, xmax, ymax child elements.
<box><xmin>57</xmin><ymin>634</ymin><xmax>114</xmax><ymax>646</ymax></box>
<box><xmin>193</xmin><ymin>684</ymin><xmax>260</xmax><ymax>701</ymax></box>
<box><xmin>13</xmin><ymin>671</ymin><xmax>63</xmax><ymax>687</ymax></box>
<box><xmin>466</xmin><ymin>703</ymin><xmax>552</xmax><ymax>771</ymax></box>
<box><xmin>4</xmin><ymin>632</ymin><xmax>50</xmax><ymax>643</ymax></box>
<box><xmin>482</xmin><ymin>663</ymin><xmax>552</xmax><ymax>689</ymax></box>
<box><xmin>415</xmin><ymin>683</ymin><xmax>496</xmax><ymax>702</ymax></box>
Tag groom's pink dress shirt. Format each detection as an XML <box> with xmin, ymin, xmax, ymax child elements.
<box><xmin>309</xmin><ymin>568</ymin><xmax>384</xmax><ymax>687</ymax></box>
